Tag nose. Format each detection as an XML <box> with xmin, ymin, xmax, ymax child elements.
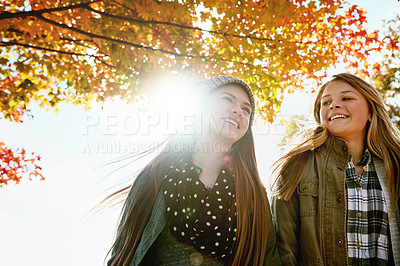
<box><xmin>231</xmin><ymin>103</ymin><xmax>243</xmax><ymax>116</ymax></box>
<box><xmin>329</xmin><ymin>100</ymin><xmax>342</xmax><ymax>110</ymax></box>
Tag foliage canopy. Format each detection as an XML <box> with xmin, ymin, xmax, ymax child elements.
<box><xmin>1</xmin><ymin>0</ymin><xmax>386</xmax><ymax>123</ymax></box>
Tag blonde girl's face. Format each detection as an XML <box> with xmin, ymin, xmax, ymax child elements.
<box><xmin>319</xmin><ymin>81</ymin><xmax>371</xmax><ymax>142</ymax></box>
<box><xmin>205</xmin><ymin>84</ymin><xmax>251</xmax><ymax>145</ymax></box>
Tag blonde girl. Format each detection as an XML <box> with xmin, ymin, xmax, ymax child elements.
<box><xmin>272</xmin><ymin>73</ymin><xmax>400</xmax><ymax>265</ymax></box>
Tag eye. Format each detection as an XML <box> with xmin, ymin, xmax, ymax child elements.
<box><xmin>222</xmin><ymin>96</ymin><xmax>233</xmax><ymax>102</ymax></box>
<box><xmin>321</xmin><ymin>100</ymin><xmax>330</xmax><ymax>106</ymax></box>
<box><xmin>242</xmin><ymin>107</ymin><xmax>251</xmax><ymax>115</ymax></box>
<box><xmin>342</xmin><ymin>97</ymin><xmax>353</xmax><ymax>101</ymax></box>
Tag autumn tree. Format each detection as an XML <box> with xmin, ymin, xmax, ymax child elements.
<box><xmin>1</xmin><ymin>0</ymin><xmax>386</xmax><ymax>120</ymax></box>
<box><xmin>0</xmin><ymin>0</ymin><xmax>388</xmax><ymax>185</ymax></box>
<box><xmin>0</xmin><ymin>142</ymin><xmax>43</xmax><ymax>186</ymax></box>
<box><xmin>372</xmin><ymin>15</ymin><xmax>400</xmax><ymax>129</ymax></box>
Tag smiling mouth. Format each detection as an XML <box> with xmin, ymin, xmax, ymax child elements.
<box><xmin>223</xmin><ymin>118</ymin><xmax>239</xmax><ymax>129</ymax></box>
<box><xmin>329</xmin><ymin>114</ymin><xmax>348</xmax><ymax>121</ymax></box>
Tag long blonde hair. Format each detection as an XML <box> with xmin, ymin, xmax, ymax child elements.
<box><xmin>273</xmin><ymin>73</ymin><xmax>400</xmax><ymax>203</ymax></box>
<box><xmin>108</xmin><ymin>85</ymin><xmax>271</xmax><ymax>265</ymax></box>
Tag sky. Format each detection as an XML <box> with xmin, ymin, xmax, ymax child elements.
<box><xmin>1</xmin><ymin>1</ymin><xmax>399</xmax><ymax>265</ymax></box>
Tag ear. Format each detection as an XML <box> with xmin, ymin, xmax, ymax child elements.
<box><xmin>368</xmin><ymin>113</ymin><xmax>372</xmax><ymax>122</ymax></box>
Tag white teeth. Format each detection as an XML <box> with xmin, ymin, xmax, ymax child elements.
<box><xmin>224</xmin><ymin>118</ymin><xmax>238</xmax><ymax>128</ymax></box>
<box><xmin>330</xmin><ymin>114</ymin><xmax>347</xmax><ymax>121</ymax></box>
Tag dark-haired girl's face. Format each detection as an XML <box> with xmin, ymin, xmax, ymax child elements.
<box><xmin>205</xmin><ymin>84</ymin><xmax>251</xmax><ymax>145</ymax></box>
<box><xmin>319</xmin><ymin>81</ymin><xmax>371</xmax><ymax>142</ymax></box>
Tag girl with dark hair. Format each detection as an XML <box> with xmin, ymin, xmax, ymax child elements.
<box><xmin>107</xmin><ymin>76</ymin><xmax>280</xmax><ymax>265</ymax></box>
<box><xmin>272</xmin><ymin>73</ymin><xmax>400</xmax><ymax>265</ymax></box>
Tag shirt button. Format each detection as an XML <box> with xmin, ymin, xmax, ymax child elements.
<box><xmin>357</xmin><ymin>212</ymin><xmax>362</xmax><ymax>218</ymax></box>
<box><xmin>356</xmin><ymin>243</ymin><xmax>361</xmax><ymax>249</ymax></box>
<box><xmin>356</xmin><ymin>187</ymin><xmax>361</xmax><ymax>192</ymax></box>
<box><xmin>363</xmin><ymin>165</ymin><xmax>368</xmax><ymax>171</ymax></box>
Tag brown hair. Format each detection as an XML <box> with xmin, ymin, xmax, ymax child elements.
<box><xmin>108</xmin><ymin>86</ymin><xmax>270</xmax><ymax>265</ymax></box>
<box><xmin>273</xmin><ymin>73</ymin><xmax>400</xmax><ymax>205</ymax></box>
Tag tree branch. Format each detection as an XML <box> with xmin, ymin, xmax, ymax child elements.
<box><xmin>3</xmin><ymin>8</ymin><xmax>261</xmax><ymax>67</ymax></box>
<box><xmin>83</xmin><ymin>5</ymin><xmax>281</xmax><ymax>43</ymax></box>
<box><xmin>37</xmin><ymin>14</ymin><xmax>189</xmax><ymax>56</ymax></box>
<box><xmin>1</xmin><ymin>1</ymin><xmax>314</xmax><ymax>45</ymax></box>
<box><xmin>83</xmin><ymin>5</ymin><xmax>316</xmax><ymax>45</ymax></box>
<box><xmin>141</xmin><ymin>24</ymin><xmax>176</xmax><ymax>52</ymax></box>
<box><xmin>35</xmin><ymin>14</ymin><xmax>250</xmax><ymax>66</ymax></box>
<box><xmin>0</xmin><ymin>0</ymin><xmax>103</xmax><ymax>20</ymax></box>
<box><xmin>109</xmin><ymin>0</ymin><xmax>137</xmax><ymax>14</ymax></box>
<box><xmin>223</xmin><ymin>35</ymin><xmax>245</xmax><ymax>61</ymax></box>
<box><xmin>0</xmin><ymin>41</ymin><xmax>114</xmax><ymax>67</ymax></box>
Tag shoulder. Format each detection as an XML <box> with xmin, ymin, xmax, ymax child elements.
<box><xmin>125</xmin><ymin>169</ymin><xmax>152</xmax><ymax>206</ymax></box>
<box><xmin>281</xmin><ymin>151</ymin><xmax>313</xmax><ymax>176</ymax></box>
<box><xmin>372</xmin><ymin>156</ymin><xmax>385</xmax><ymax>179</ymax></box>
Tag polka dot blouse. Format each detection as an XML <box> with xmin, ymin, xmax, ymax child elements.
<box><xmin>162</xmin><ymin>158</ymin><xmax>237</xmax><ymax>260</ymax></box>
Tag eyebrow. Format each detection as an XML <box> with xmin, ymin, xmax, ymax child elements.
<box><xmin>321</xmin><ymin>90</ymin><xmax>358</xmax><ymax>99</ymax></box>
<box><xmin>220</xmin><ymin>92</ymin><xmax>252</xmax><ymax>107</ymax></box>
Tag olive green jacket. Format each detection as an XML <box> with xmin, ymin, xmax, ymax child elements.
<box><xmin>271</xmin><ymin>135</ymin><xmax>400</xmax><ymax>265</ymax></box>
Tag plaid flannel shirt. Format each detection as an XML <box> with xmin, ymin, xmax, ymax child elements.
<box><xmin>346</xmin><ymin>149</ymin><xmax>389</xmax><ymax>265</ymax></box>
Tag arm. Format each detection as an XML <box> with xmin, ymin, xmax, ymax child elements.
<box><xmin>107</xmin><ymin>171</ymin><xmax>148</xmax><ymax>265</ymax></box>
<box><xmin>263</xmin><ymin>206</ymin><xmax>282</xmax><ymax>266</ymax></box>
<box><xmin>271</xmin><ymin>193</ymin><xmax>300</xmax><ymax>266</ymax></box>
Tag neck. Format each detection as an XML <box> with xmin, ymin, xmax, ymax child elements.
<box><xmin>346</xmin><ymin>137</ymin><xmax>366</xmax><ymax>164</ymax></box>
<box><xmin>192</xmin><ymin>139</ymin><xmax>231</xmax><ymax>169</ymax></box>
<box><xmin>192</xmin><ymin>138</ymin><xmax>231</xmax><ymax>187</ymax></box>
<box><xmin>195</xmin><ymin>135</ymin><xmax>232</xmax><ymax>155</ymax></box>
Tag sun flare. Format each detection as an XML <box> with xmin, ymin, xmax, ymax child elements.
<box><xmin>147</xmin><ymin>78</ymin><xmax>203</xmax><ymax>136</ymax></box>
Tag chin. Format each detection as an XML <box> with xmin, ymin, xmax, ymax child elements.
<box><xmin>326</xmin><ymin>126</ymin><xmax>346</xmax><ymax>135</ymax></box>
<box><xmin>218</xmin><ymin>132</ymin><xmax>240</xmax><ymax>143</ymax></box>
